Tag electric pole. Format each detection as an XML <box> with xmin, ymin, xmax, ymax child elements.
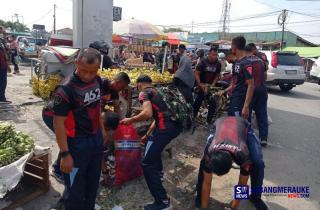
<box><xmin>53</xmin><ymin>4</ymin><xmax>56</xmax><ymax>34</ymax></box>
<box><xmin>219</xmin><ymin>0</ymin><xmax>231</xmax><ymax>40</ymax></box>
<box><xmin>278</xmin><ymin>9</ymin><xmax>288</xmax><ymax>51</ymax></box>
<box><xmin>191</xmin><ymin>21</ymin><xmax>194</xmax><ymax>34</ymax></box>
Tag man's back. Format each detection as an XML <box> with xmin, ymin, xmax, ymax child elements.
<box><xmin>247</xmin><ymin>55</ymin><xmax>266</xmax><ymax>92</ymax></box>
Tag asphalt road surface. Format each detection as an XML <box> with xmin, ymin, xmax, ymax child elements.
<box><xmin>258</xmin><ymin>83</ymin><xmax>320</xmax><ymax>210</ymax></box>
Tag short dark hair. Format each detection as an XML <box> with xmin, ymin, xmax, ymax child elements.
<box><xmin>103</xmin><ymin>112</ymin><xmax>120</xmax><ymax>130</ymax></box>
<box><xmin>209</xmin><ymin>47</ymin><xmax>218</xmax><ymax>53</ymax></box>
<box><xmin>207</xmin><ymin>150</ymin><xmax>233</xmax><ymax>176</ymax></box>
<box><xmin>247</xmin><ymin>43</ymin><xmax>257</xmax><ymax>49</ymax></box>
<box><xmin>244</xmin><ymin>45</ymin><xmax>253</xmax><ymax>53</ymax></box>
<box><xmin>179</xmin><ymin>44</ymin><xmax>186</xmax><ymax>50</ymax></box>
<box><xmin>77</xmin><ymin>48</ymin><xmax>101</xmax><ymax>64</ymax></box>
<box><xmin>136</xmin><ymin>74</ymin><xmax>152</xmax><ymax>84</ymax></box>
<box><xmin>232</xmin><ymin>36</ymin><xmax>246</xmax><ymax>50</ymax></box>
<box><xmin>115</xmin><ymin>72</ymin><xmax>130</xmax><ymax>85</ymax></box>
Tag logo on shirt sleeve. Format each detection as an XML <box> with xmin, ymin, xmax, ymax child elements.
<box><xmin>246</xmin><ymin>66</ymin><xmax>253</xmax><ymax>75</ymax></box>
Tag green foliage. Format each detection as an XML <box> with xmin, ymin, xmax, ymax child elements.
<box><xmin>0</xmin><ymin>19</ymin><xmax>30</xmax><ymax>32</ymax></box>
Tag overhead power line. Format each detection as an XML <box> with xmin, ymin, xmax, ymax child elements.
<box><xmin>26</xmin><ymin>8</ymin><xmax>53</xmax><ymax>25</ymax></box>
<box><xmin>288</xmin><ymin>9</ymin><xmax>320</xmax><ymax>19</ymax></box>
<box><xmin>159</xmin><ymin>10</ymin><xmax>282</xmax><ymax>28</ymax></box>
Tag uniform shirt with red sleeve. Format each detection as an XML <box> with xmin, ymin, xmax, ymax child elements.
<box><xmin>138</xmin><ymin>87</ymin><xmax>172</xmax><ymax>130</ymax></box>
<box><xmin>202</xmin><ymin>117</ymin><xmax>252</xmax><ymax>176</ymax></box>
<box><xmin>247</xmin><ymin>55</ymin><xmax>267</xmax><ymax>93</ymax></box>
<box><xmin>231</xmin><ymin>57</ymin><xmax>253</xmax><ymax>97</ymax></box>
<box><xmin>196</xmin><ymin>58</ymin><xmax>221</xmax><ymax>84</ymax></box>
<box><xmin>256</xmin><ymin>51</ymin><xmax>269</xmax><ymax>70</ymax></box>
<box><xmin>52</xmin><ymin>73</ymin><xmax>102</xmax><ymax>137</ymax></box>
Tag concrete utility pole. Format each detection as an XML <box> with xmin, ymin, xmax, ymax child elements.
<box><xmin>278</xmin><ymin>9</ymin><xmax>288</xmax><ymax>51</ymax></box>
<box><xmin>73</xmin><ymin>0</ymin><xmax>113</xmax><ymax>48</ymax></box>
<box><xmin>53</xmin><ymin>4</ymin><xmax>56</xmax><ymax>34</ymax></box>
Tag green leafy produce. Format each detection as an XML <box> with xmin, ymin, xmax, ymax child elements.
<box><xmin>0</xmin><ymin>123</ymin><xmax>35</xmax><ymax>167</ymax></box>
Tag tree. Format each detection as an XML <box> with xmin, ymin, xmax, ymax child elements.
<box><xmin>0</xmin><ymin>19</ymin><xmax>30</xmax><ymax>32</ymax></box>
<box><xmin>163</xmin><ymin>27</ymin><xmax>185</xmax><ymax>33</ymax></box>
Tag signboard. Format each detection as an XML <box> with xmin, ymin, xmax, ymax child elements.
<box><xmin>32</xmin><ymin>24</ymin><xmax>45</xmax><ymax>30</ymax></box>
<box><xmin>113</xmin><ymin>6</ymin><xmax>122</xmax><ymax>21</ymax></box>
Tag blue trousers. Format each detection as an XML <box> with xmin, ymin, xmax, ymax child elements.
<box><xmin>228</xmin><ymin>96</ymin><xmax>265</xmax><ymax>198</ymax></box>
<box><xmin>62</xmin><ymin>132</ymin><xmax>103</xmax><ymax>210</ymax></box>
<box><xmin>251</xmin><ymin>91</ymin><xmax>268</xmax><ymax>140</ymax></box>
<box><xmin>0</xmin><ymin>68</ymin><xmax>7</xmax><ymax>101</ymax></box>
<box><xmin>142</xmin><ymin>122</ymin><xmax>182</xmax><ymax>204</ymax></box>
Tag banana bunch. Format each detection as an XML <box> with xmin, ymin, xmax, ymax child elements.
<box><xmin>38</xmin><ymin>79</ymin><xmax>51</xmax><ymax>100</ymax></box>
<box><xmin>32</xmin><ymin>74</ymin><xmax>61</xmax><ymax>100</ymax></box>
<box><xmin>31</xmin><ymin>75</ymin><xmax>39</xmax><ymax>96</ymax></box>
<box><xmin>48</xmin><ymin>74</ymin><xmax>61</xmax><ymax>92</ymax></box>
<box><xmin>99</xmin><ymin>68</ymin><xmax>173</xmax><ymax>85</ymax></box>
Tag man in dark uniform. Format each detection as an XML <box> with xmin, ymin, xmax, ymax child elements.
<box><xmin>121</xmin><ymin>75</ymin><xmax>182</xmax><ymax>210</ymax></box>
<box><xmin>195</xmin><ymin>117</ymin><xmax>260</xmax><ymax>210</ymax></box>
<box><xmin>52</xmin><ymin>48</ymin><xmax>105</xmax><ymax>210</ymax></box>
<box><xmin>194</xmin><ymin>47</ymin><xmax>222</xmax><ymax>125</ymax></box>
<box><xmin>0</xmin><ymin>26</ymin><xmax>10</xmax><ymax>104</ymax></box>
<box><xmin>217</xmin><ymin>37</ymin><xmax>267</xmax><ymax>210</ymax></box>
<box><xmin>50</xmin><ymin>71</ymin><xmax>130</xmax><ymax>183</ymax></box>
<box><xmin>245</xmin><ymin>46</ymin><xmax>269</xmax><ymax>147</ymax></box>
<box><xmin>247</xmin><ymin>43</ymin><xmax>269</xmax><ymax>74</ymax></box>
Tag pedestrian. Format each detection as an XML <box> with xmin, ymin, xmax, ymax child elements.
<box><xmin>219</xmin><ymin>36</ymin><xmax>267</xmax><ymax>210</ymax></box>
<box><xmin>120</xmin><ymin>75</ymin><xmax>182</xmax><ymax>210</ymax></box>
<box><xmin>194</xmin><ymin>47</ymin><xmax>221</xmax><ymax>125</ymax></box>
<box><xmin>52</xmin><ymin>48</ymin><xmax>105</xmax><ymax>210</ymax></box>
<box><xmin>9</xmin><ymin>35</ymin><xmax>19</xmax><ymax>74</ymax></box>
<box><xmin>89</xmin><ymin>41</ymin><xmax>114</xmax><ymax>69</ymax></box>
<box><xmin>247</xmin><ymin>43</ymin><xmax>269</xmax><ymax>74</ymax></box>
<box><xmin>195</xmin><ymin>116</ymin><xmax>267</xmax><ymax>210</ymax></box>
<box><xmin>195</xmin><ymin>49</ymin><xmax>205</xmax><ymax>66</ymax></box>
<box><xmin>174</xmin><ymin>52</ymin><xmax>195</xmax><ymax>104</ymax></box>
<box><xmin>245</xmin><ymin>45</ymin><xmax>269</xmax><ymax>147</ymax></box>
<box><xmin>0</xmin><ymin>26</ymin><xmax>10</xmax><ymax>104</ymax></box>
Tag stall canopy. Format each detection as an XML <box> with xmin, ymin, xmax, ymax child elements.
<box><xmin>283</xmin><ymin>47</ymin><xmax>320</xmax><ymax>58</ymax></box>
<box><xmin>113</xmin><ymin>18</ymin><xmax>166</xmax><ymax>40</ymax></box>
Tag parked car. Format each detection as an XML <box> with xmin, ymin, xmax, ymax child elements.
<box><xmin>310</xmin><ymin>58</ymin><xmax>320</xmax><ymax>85</ymax></box>
<box><xmin>262</xmin><ymin>51</ymin><xmax>305</xmax><ymax>91</ymax></box>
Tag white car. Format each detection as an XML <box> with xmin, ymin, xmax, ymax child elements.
<box><xmin>262</xmin><ymin>51</ymin><xmax>306</xmax><ymax>91</ymax></box>
<box><xmin>310</xmin><ymin>58</ymin><xmax>320</xmax><ymax>85</ymax></box>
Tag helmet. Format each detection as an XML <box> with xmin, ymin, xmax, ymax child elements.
<box><xmin>218</xmin><ymin>52</ymin><xmax>225</xmax><ymax>59</ymax></box>
<box><xmin>89</xmin><ymin>40</ymin><xmax>110</xmax><ymax>54</ymax></box>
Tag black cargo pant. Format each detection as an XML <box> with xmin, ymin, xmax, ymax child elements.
<box><xmin>193</xmin><ymin>90</ymin><xmax>216</xmax><ymax>124</ymax></box>
<box><xmin>62</xmin><ymin>131</ymin><xmax>103</xmax><ymax>210</ymax></box>
<box><xmin>142</xmin><ymin>122</ymin><xmax>182</xmax><ymax>204</ymax></box>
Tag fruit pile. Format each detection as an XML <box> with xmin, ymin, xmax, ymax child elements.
<box><xmin>32</xmin><ymin>74</ymin><xmax>61</xmax><ymax>100</ymax></box>
<box><xmin>99</xmin><ymin>68</ymin><xmax>173</xmax><ymax>84</ymax></box>
<box><xmin>0</xmin><ymin>123</ymin><xmax>35</xmax><ymax>167</ymax></box>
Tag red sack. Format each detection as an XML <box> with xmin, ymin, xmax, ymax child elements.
<box><xmin>114</xmin><ymin>124</ymin><xmax>143</xmax><ymax>186</ymax></box>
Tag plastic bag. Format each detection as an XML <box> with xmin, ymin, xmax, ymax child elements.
<box><xmin>114</xmin><ymin>124</ymin><xmax>143</xmax><ymax>186</ymax></box>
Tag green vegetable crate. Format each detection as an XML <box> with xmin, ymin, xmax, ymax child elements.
<box><xmin>2</xmin><ymin>153</ymin><xmax>50</xmax><ymax>210</ymax></box>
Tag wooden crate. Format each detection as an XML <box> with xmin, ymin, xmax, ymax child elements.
<box><xmin>3</xmin><ymin>153</ymin><xmax>50</xmax><ymax>210</ymax></box>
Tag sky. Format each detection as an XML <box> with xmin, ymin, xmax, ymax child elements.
<box><xmin>0</xmin><ymin>0</ymin><xmax>320</xmax><ymax>44</ymax></box>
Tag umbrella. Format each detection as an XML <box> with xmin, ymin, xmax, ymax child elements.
<box><xmin>112</xmin><ymin>34</ymin><xmax>129</xmax><ymax>44</ymax></box>
<box><xmin>113</xmin><ymin>19</ymin><xmax>166</xmax><ymax>40</ymax></box>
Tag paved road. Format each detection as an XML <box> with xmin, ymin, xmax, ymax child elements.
<box><xmin>259</xmin><ymin>83</ymin><xmax>320</xmax><ymax>210</ymax></box>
